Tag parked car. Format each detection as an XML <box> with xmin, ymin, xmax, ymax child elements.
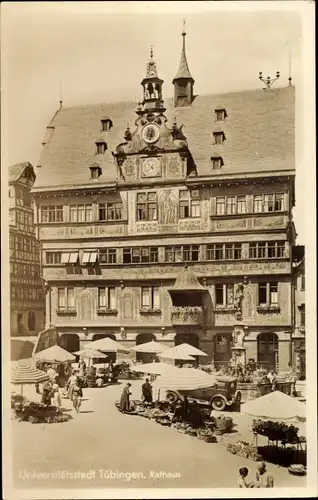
<box><xmin>165</xmin><ymin>375</ymin><xmax>241</xmax><ymax>411</ymax></box>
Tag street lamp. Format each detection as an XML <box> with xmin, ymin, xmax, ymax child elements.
<box><xmin>258</xmin><ymin>71</ymin><xmax>280</xmax><ymax>90</ymax></box>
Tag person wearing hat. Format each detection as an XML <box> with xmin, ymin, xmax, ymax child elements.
<box><xmin>255</xmin><ymin>462</ymin><xmax>274</xmax><ymax>488</ymax></box>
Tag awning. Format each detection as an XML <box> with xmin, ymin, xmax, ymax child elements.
<box><xmin>168</xmin><ymin>266</ymin><xmax>207</xmax><ymax>295</ymax></box>
<box><xmin>242</xmin><ymin>390</ymin><xmax>306</xmax><ymax>421</ymax></box>
<box><xmin>61</xmin><ymin>251</ymin><xmax>79</xmax><ymax>264</ymax></box>
<box><xmin>34</xmin><ymin>345</ymin><xmax>76</xmax><ymax>363</ymax></box>
<box><xmin>82</xmin><ymin>251</ymin><xmax>98</xmax><ymax>264</ymax></box>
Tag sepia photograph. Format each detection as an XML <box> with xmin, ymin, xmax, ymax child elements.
<box><xmin>1</xmin><ymin>1</ymin><xmax>316</xmax><ymax>499</ymax></box>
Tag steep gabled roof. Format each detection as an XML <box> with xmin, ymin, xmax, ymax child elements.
<box><xmin>9</xmin><ymin>161</ymin><xmax>35</xmax><ymax>184</ymax></box>
<box><xmin>34</xmin><ymin>85</ymin><xmax>295</xmax><ymax>190</ymax></box>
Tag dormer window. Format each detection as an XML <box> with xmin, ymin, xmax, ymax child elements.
<box><xmin>101</xmin><ymin>118</ymin><xmax>113</xmax><ymax>132</ymax></box>
<box><xmin>213</xmin><ymin>131</ymin><xmax>226</xmax><ymax>144</ymax></box>
<box><xmin>211</xmin><ymin>157</ymin><xmax>224</xmax><ymax>170</ymax></box>
<box><xmin>95</xmin><ymin>139</ymin><xmax>107</xmax><ymax>154</ymax></box>
<box><xmin>215</xmin><ymin>108</ymin><xmax>227</xmax><ymax>121</ymax></box>
<box><xmin>90</xmin><ymin>163</ymin><xmax>102</xmax><ymax>179</ymax></box>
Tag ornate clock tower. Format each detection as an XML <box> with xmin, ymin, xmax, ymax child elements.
<box><xmin>114</xmin><ymin>48</ymin><xmax>196</xmax><ymax>182</ymax></box>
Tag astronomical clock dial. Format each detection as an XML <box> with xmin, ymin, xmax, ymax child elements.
<box><xmin>142</xmin><ymin>157</ymin><xmax>161</xmax><ymax>177</ymax></box>
<box><xmin>141</xmin><ymin>123</ymin><xmax>160</xmax><ymax>144</ymax></box>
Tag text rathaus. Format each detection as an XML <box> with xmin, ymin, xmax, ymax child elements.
<box><xmin>32</xmin><ymin>30</ymin><xmax>297</xmax><ymax>372</ymax></box>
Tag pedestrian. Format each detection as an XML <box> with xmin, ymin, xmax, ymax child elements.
<box><xmin>52</xmin><ymin>377</ymin><xmax>62</xmax><ymax>407</ymax></box>
<box><xmin>237</xmin><ymin>467</ymin><xmax>251</xmax><ymax>488</ymax></box>
<box><xmin>183</xmin><ymin>394</ymin><xmax>189</xmax><ymax>420</ymax></box>
<box><xmin>141</xmin><ymin>378</ymin><xmax>153</xmax><ymax>403</ymax></box>
<box><xmin>41</xmin><ymin>380</ymin><xmax>53</xmax><ymax>406</ymax></box>
<box><xmin>65</xmin><ymin>371</ymin><xmax>78</xmax><ymax>399</ymax></box>
<box><xmin>188</xmin><ymin>401</ymin><xmax>203</xmax><ymax>428</ymax></box>
<box><xmin>79</xmin><ymin>358</ymin><xmax>86</xmax><ymax>377</ymax></box>
<box><xmin>119</xmin><ymin>382</ymin><xmax>132</xmax><ymax>413</ymax></box>
<box><xmin>255</xmin><ymin>462</ymin><xmax>274</xmax><ymax>488</ymax></box>
<box><xmin>46</xmin><ymin>364</ymin><xmax>58</xmax><ymax>382</ymax></box>
<box><xmin>287</xmin><ymin>362</ymin><xmax>297</xmax><ymax>396</ymax></box>
<box><xmin>70</xmin><ymin>377</ymin><xmax>83</xmax><ymax>413</ymax></box>
<box><xmin>267</xmin><ymin>370</ymin><xmax>277</xmax><ymax>391</ymax></box>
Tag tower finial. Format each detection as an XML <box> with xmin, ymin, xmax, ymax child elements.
<box><xmin>182</xmin><ymin>18</ymin><xmax>186</xmax><ymax>36</ymax></box>
<box><xmin>146</xmin><ymin>45</ymin><xmax>158</xmax><ymax>78</ymax></box>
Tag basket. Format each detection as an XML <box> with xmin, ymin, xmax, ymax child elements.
<box><xmin>288</xmin><ymin>464</ymin><xmax>306</xmax><ymax>476</ymax></box>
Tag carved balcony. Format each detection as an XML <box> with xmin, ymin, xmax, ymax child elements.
<box><xmin>171</xmin><ymin>306</ymin><xmax>204</xmax><ymax>326</ymax></box>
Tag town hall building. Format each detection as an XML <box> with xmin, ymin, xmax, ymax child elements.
<box><xmin>32</xmin><ymin>31</ymin><xmax>296</xmax><ymax>371</ymax></box>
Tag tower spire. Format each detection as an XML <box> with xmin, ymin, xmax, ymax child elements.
<box><xmin>173</xmin><ymin>21</ymin><xmax>195</xmax><ymax>107</ymax></box>
<box><xmin>173</xmin><ymin>20</ymin><xmax>193</xmax><ymax>81</ymax></box>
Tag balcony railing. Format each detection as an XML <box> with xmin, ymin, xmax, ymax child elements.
<box><xmin>171</xmin><ymin>306</ymin><xmax>204</xmax><ymax>326</ymax></box>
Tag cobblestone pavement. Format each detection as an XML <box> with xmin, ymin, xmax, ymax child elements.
<box><xmin>11</xmin><ymin>380</ymin><xmax>306</xmax><ymax>490</ymax></box>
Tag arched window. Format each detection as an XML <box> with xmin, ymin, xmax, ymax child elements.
<box><xmin>28</xmin><ymin>311</ymin><xmax>36</xmax><ymax>331</ymax></box>
<box><xmin>257</xmin><ymin>333</ymin><xmax>278</xmax><ymax>370</ymax></box>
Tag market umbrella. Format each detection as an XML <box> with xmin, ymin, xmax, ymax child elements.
<box><xmin>156</xmin><ymin>367</ymin><xmax>218</xmax><ymax>391</ymax></box>
<box><xmin>173</xmin><ymin>343</ymin><xmax>208</xmax><ymax>357</ymax></box>
<box><xmin>242</xmin><ymin>391</ymin><xmax>306</xmax><ymax>421</ymax></box>
<box><xmin>74</xmin><ymin>348</ymin><xmax>108</xmax><ymax>359</ymax></box>
<box><xmin>11</xmin><ymin>359</ymin><xmax>49</xmax><ymax>396</ymax></box>
<box><xmin>130</xmin><ymin>340</ymin><xmax>167</xmax><ymax>353</ymax></box>
<box><xmin>160</xmin><ymin>345</ymin><xmax>196</xmax><ymax>361</ymax></box>
<box><xmin>34</xmin><ymin>345</ymin><xmax>75</xmax><ymax>363</ymax></box>
<box><xmin>130</xmin><ymin>362</ymin><xmax>179</xmax><ymax>375</ymax></box>
<box><xmin>87</xmin><ymin>337</ymin><xmax>130</xmax><ymax>353</ymax></box>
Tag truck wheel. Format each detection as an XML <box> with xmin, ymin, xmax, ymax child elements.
<box><xmin>166</xmin><ymin>391</ymin><xmax>178</xmax><ymax>404</ymax></box>
<box><xmin>211</xmin><ymin>396</ymin><xmax>226</xmax><ymax>411</ymax></box>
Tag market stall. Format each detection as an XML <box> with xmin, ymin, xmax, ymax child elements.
<box><xmin>160</xmin><ymin>343</ymin><xmax>207</xmax><ymax>365</ymax></box>
<box><xmin>238</xmin><ymin>391</ymin><xmax>307</xmax><ymax>470</ymax></box>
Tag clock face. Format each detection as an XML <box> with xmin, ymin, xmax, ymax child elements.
<box><xmin>142</xmin><ymin>157</ymin><xmax>161</xmax><ymax>177</ymax></box>
<box><xmin>141</xmin><ymin>123</ymin><xmax>160</xmax><ymax>144</ymax></box>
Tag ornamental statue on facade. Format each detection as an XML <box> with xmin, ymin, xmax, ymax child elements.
<box><xmin>233</xmin><ymin>276</ymin><xmax>251</xmax><ymax>322</ymax></box>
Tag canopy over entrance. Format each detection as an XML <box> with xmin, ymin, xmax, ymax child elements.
<box><xmin>168</xmin><ymin>266</ymin><xmax>206</xmax><ymax>296</ymax></box>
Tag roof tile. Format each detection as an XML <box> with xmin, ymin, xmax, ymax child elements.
<box><xmin>34</xmin><ymin>86</ymin><xmax>295</xmax><ymax>190</ymax></box>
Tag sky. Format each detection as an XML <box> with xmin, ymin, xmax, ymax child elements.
<box><xmin>1</xmin><ymin>1</ymin><xmax>311</xmax><ymax>244</ymax></box>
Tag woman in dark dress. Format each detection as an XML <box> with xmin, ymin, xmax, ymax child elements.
<box><xmin>141</xmin><ymin>378</ymin><xmax>153</xmax><ymax>403</ymax></box>
<box><xmin>119</xmin><ymin>383</ymin><xmax>132</xmax><ymax>413</ymax></box>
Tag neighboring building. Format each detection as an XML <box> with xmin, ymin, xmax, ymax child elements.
<box><xmin>32</xmin><ymin>32</ymin><xmax>296</xmax><ymax>372</ymax></box>
<box><xmin>9</xmin><ymin>162</ymin><xmax>45</xmax><ymax>336</ymax></box>
<box><xmin>292</xmin><ymin>245</ymin><xmax>305</xmax><ymax>378</ymax></box>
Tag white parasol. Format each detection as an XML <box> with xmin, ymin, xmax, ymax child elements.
<box><xmin>173</xmin><ymin>343</ymin><xmax>208</xmax><ymax>357</ymax></box>
<box><xmin>242</xmin><ymin>390</ymin><xmax>306</xmax><ymax>421</ymax></box>
<box><xmin>11</xmin><ymin>359</ymin><xmax>49</xmax><ymax>395</ymax></box>
<box><xmin>74</xmin><ymin>348</ymin><xmax>108</xmax><ymax>359</ymax></box>
<box><xmin>87</xmin><ymin>337</ymin><xmax>129</xmax><ymax>353</ymax></box>
<box><xmin>160</xmin><ymin>345</ymin><xmax>196</xmax><ymax>361</ymax></box>
<box><xmin>156</xmin><ymin>367</ymin><xmax>218</xmax><ymax>391</ymax></box>
<box><xmin>129</xmin><ymin>340</ymin><xmax>167</xmax><ymax>353</ymax></box>
<box><xmin>34</xmin><ymin>345</ymin><xmax>76</xmax><ymax>363</ymax></box>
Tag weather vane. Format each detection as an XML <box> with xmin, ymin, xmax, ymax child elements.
<box><xmin>258</xmin><ymin>71</ymin><xmax>280</xmax><ymax>90</ymax></box>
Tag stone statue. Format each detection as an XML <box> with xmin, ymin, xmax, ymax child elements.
<box><xmin>161</xmin><ymin>192</ymin><xmax>177</xmax><ymax>225</ymax></box>
<box><xmin>234</xmin><ymin>283</ymin><xmax>244</xmax><ymax>320</ymax></box>
<box><xmin>232</xmin><ymin>327</ymin><xmax>245</xmax><ymax>348</ymax></box>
